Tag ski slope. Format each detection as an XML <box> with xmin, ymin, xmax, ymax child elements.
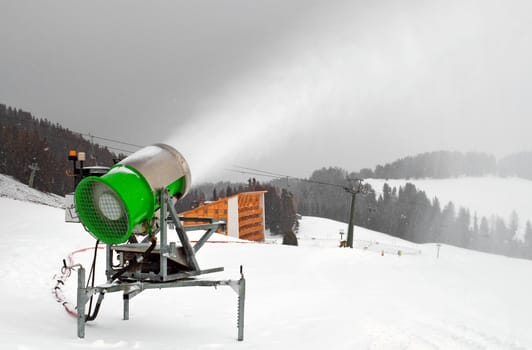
<box><xmin>0</xmin><ymin>173</ymin><xmax>64</xmax><ymax>208</ymax></box>
<box><xmin>366</xmin><ymin>177</ymin><xmax>532</xmax><ymax>236</ymax></box>
<box><xmin>1</xmin><ymin>180</ymin><xmax>532</xmax><ymax>349</ymax></box>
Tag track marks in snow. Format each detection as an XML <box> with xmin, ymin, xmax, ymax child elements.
<box><xmin>364</xmin><ymin>320</ymin><xmax>527</xmax><ymax>350</ymax></box>
<box><xmin>412</xmin><ymin>320</ymin><xmax>527</xmax><ymax>350</ymax></box>
<box><xmin>67</xmin><ymin>340</ymin><xmax>139</xmax><ymax>349</ymax></box>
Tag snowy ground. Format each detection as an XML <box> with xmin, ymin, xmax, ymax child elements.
<box><xmin>0</xmin><ymin>173</ymin><xmax>64</xmax><ymax>208</ymax></box>
<box><xmin>366</xmin><ymin>177</ymin><xmax>532</xmax><ymax>236</ymax></box>
<box><xmin>1</xmin><ymin>184</ymin><xmax>532</xmax><ymax>349</ymax></box>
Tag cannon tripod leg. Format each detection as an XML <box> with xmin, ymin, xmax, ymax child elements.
<box><xmin>76</xmin><ymin>265</ymin><xmax>246</xmax><ymax>341</ymax></box>
<box><xmin>76</xmin><ymin>266</ymin><xmax>106</xmax><ymax>338</ymax></box>
<box><xmin>236</xmin><ymin>266</ymin><xmax>246</xmax><ymax>341</ymax></box>
<box><xmin>76</xmin><ymin>266</ymin><xmax>86</xmax><ymax>338</ymax></box>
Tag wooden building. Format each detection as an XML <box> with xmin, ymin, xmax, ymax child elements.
<box><xmin>179</xmin><ymin>191</ymin><xmax>266</xmax><ymax>241</ymax></box>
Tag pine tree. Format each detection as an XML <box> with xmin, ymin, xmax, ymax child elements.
<box><xmin>456</xmin><ymin>207</ymin><xmax>471</xmax><ymax>248</ymax></box>
<box><xmin>508</xmin><ymin>211</ymin><xmax>519</xmax><ymax>241</ymax></box>
<box><xmin>493</xmin><ymin>216</ymin><xmax>508</xmax><ymax>253</ymax></box>
<box><xmin>478</xmin><ymin>216</ymin><xmax>490</xmax><ymax>252</ymax></box>
<box><xmin>429</xmin><ymin>197</ymin><xmax>442</xmax><ymax>243</ymax></box>
<box><xmin>524</xmin><ymin>221</ymin><xmax>532</xmax><ymax>258</ymax></box>
<box><xmin>279</xmin><ymin>189</ymin><xmax>297</xmax><ymax>234</ymax></box>
<box><xmin>263</xmin><ymin>185</ymin><xmax>281</xmax><ymax>234</ymax></box>
<box><xmin>226</xmin><ymin>185</ymin><xmax>233</xmax><ymax>197</ymax></box>
<box><xmin>470</xmin><ymin>212</ymin><xmax>480</xmax><ymax>248</ymax></box>
<box><xmin>282</xmin><ymin>230</ymin><xmax>298</xmax><ymax>246</ymax></box>
<box><xmin>440</xmin><ymin>202</ymin><xmax>456</xmax><ymax>244</ymax></box>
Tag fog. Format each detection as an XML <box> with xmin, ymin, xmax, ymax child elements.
<box><xmin>1</xmin><ymin>0</ymin><xmax>532</xmax><ymax>181</ymax></box>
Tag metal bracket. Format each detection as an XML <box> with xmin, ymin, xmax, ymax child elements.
<box><xmin>104</xmin><ymin>190</ymin><xmax>227</xmax><ymax>283</ymax></box>
<box><xmin>76</xmin><ymin>265</ymin><xmax>246</xmax><ymax>341</ymax></box>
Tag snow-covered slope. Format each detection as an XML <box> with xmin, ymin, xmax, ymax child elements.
<box><xmin>1</xmin><ymin>194</ymin><xmax>532</xmax><ymax>349</ymax></box>
<box><xmin>366</xmin><ymin>176</ymin><xmax>532</xmax><ymax>234</ymax></box>
<box><xmin>0</xmin><ymin>173</ymin><xmax>64</xmax><ymax>208</ymax></box>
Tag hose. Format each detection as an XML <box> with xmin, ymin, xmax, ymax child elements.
<box><xmin>52</xmin><ymin>245</ymin><xmax>104</xmax><ymax>318</ymax></box>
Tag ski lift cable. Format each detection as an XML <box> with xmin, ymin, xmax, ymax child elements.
<box><xmin>232</xmin><ymin>165</ymin><xmax>294</xmax><ymax>179</ymax></box>
<box><xmin>228</xmin><ymin>166</ymin><xmax>351</xmax><ymax>191</ymax></box>
<box><xmin>72</xmin><ymin>130</ymin><xmax>143</xmax><ymax>148</ymax></box>
<box><xmin>70</xmin><ymin>130</ymin><xmax>144</xmax><ymax>155</ymax></box>
<box><xmin>230</xmin><ymin>167</ymin><xmax>347</xmax><ymax>190</ymax></box>
<box><xmin>226</xmin><ymin>168</ymin><xmax>282</xmax><ymax>180</ymax></box>
<box><xmin>104</xmin><ymin>146</ymin><xmax>137</xmax><ymax>154</ymax></box>
<box><xmin>80</xmin><ymin>134</ymin><xmax>144</xmax><ymax>149</ymax></box>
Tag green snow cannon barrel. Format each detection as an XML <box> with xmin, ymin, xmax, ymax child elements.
<box><xmin>74</xmin><ymin>143</ymin><xmax>191</xmax><ymax>244</ymax></box>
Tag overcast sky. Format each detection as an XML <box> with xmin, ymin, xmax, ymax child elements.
<box><xmin>1</xmin><ymin>0</ymin><xmax>532</xmax><ymax>182</ymax></box>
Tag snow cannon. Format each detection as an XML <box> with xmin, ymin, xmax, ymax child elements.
<box><xmin>67</xmin><ymin>143</ymin><xmax>245</xmax><ymax>342</ymax></box>
<box><xmin>74</xmin><ymin>143</ymin><xmax>191</xmax><ymax>244</ymax></box>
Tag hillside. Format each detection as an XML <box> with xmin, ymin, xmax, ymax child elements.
<box><xmin>359</xmin><ymin>150</ymin><xmax>532</xmax><ymax>181</ymax></box>
<box><xmin>0</xmin><ymin>104</ymin><xmax>121</xmax><ymax>195</ymax></box>
<box><xmin>0</xmin><ymin>173</ymin><xmax>64</xmax><ymax>208</ymax></box>
<box><xmin>1</xmin><ymin>182</ymin><xmax>532</xmax><ymax>349</ymax></box>
<box><xmin>366</xmin><ymin>176</ymin><xmax>532</xmax><ymax>236</ymax></box>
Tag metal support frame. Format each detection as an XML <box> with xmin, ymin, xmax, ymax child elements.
<box><xmin>104</xmin><ymin>190</ymin><xmax>226</xmax><ymax>282</ymax></box>
<box><xmin>76</xmin><ymin>189</ymin><xmax>246</xmax><ymax>341</ymax></box>
<box><xmin>346</xmin><ymin>191</ymin><xmax>356</xmax><ymax>248</ymax></box>
<box><xmin>77</xmin><ymin>266</ymin><xmax>246</xmax><ymax>340</ymax></box>
<box><xmin>345</xmin><ymin>178</ymin><xmax>368</xmax><ymax>249</ymax></box>
<box><xmin>76</xmin><ymin>266</ymin><xmax>86</xmax><ymax>338</ymax></box>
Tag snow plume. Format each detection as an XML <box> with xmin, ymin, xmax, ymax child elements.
<box><xmin>165</xmin><ymin>0</ymin><xmax>532</xmax><ymax>183</ymax></box>
<box><xmin>163</xmin><ymin>2</ymin><xmax>407</xmax><ymax>183</ymax></box>
<box><xmin>164</xmin><ymin>56</ymin><xmax>337</xmax><ymax>183</ymax></box>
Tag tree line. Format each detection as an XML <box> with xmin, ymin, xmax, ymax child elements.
<box><xmin>357</xmin><ymin>150</ymin><xmax>532</xmax><ymax>180</ymax></box>
<box><xmin>278</xmin><ymin>167</ymin><xmax>532</xmax><ymax>260</ymax></box>
<box><xmin>3</xmin><ymin>103</ymin><xmax>532</xmax><ymax>259</ymax></box>
<box><xmin>0</xmin><ymin>104</ymin><xmax>120</xmax><ymax>195</ymax></box>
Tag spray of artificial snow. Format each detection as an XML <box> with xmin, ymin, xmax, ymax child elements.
<box><xmin>161</xmin><ymin>2</ymin><xmax>439</xmax><ymax>183</ymax></box>
<box><xmin>163</xmin><ymin>1</ymin><xmax>507</xmax><ymax>184</ymax></box>
<box><xmin>164</xmin><ymin>57</ymin><xmax>336</xmax><ymax>183</ymax></box>
<box><xmin>163</xmin><ymin>33</ymin><xmax>409</xmax><ymax>182</ymax></box>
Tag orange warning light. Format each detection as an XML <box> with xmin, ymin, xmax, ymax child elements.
<box><xmin>68</xmin><ymin>150</ymin><xmax>78</xmax><ymax>161</ymax></box>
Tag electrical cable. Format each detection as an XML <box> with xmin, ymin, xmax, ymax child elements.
<box><xmin>52</xmin><ymin>245</ymin><xmax>105</xmax><ymax>318</ymax></box>
<box><xmin>86</xmin><ymin>240</ymin><xmax>100</xmax><ymax>320</ymax></box>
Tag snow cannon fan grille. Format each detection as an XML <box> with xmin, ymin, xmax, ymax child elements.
<box><xmin>74</xmin><ymin>144</ymin><xmax>191</xmax><ymax>245</ymax></box>
<box><xmin>75</xmin><ymin>180</ymin><xmax>130</xmax><ymax>244</ymax></box>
